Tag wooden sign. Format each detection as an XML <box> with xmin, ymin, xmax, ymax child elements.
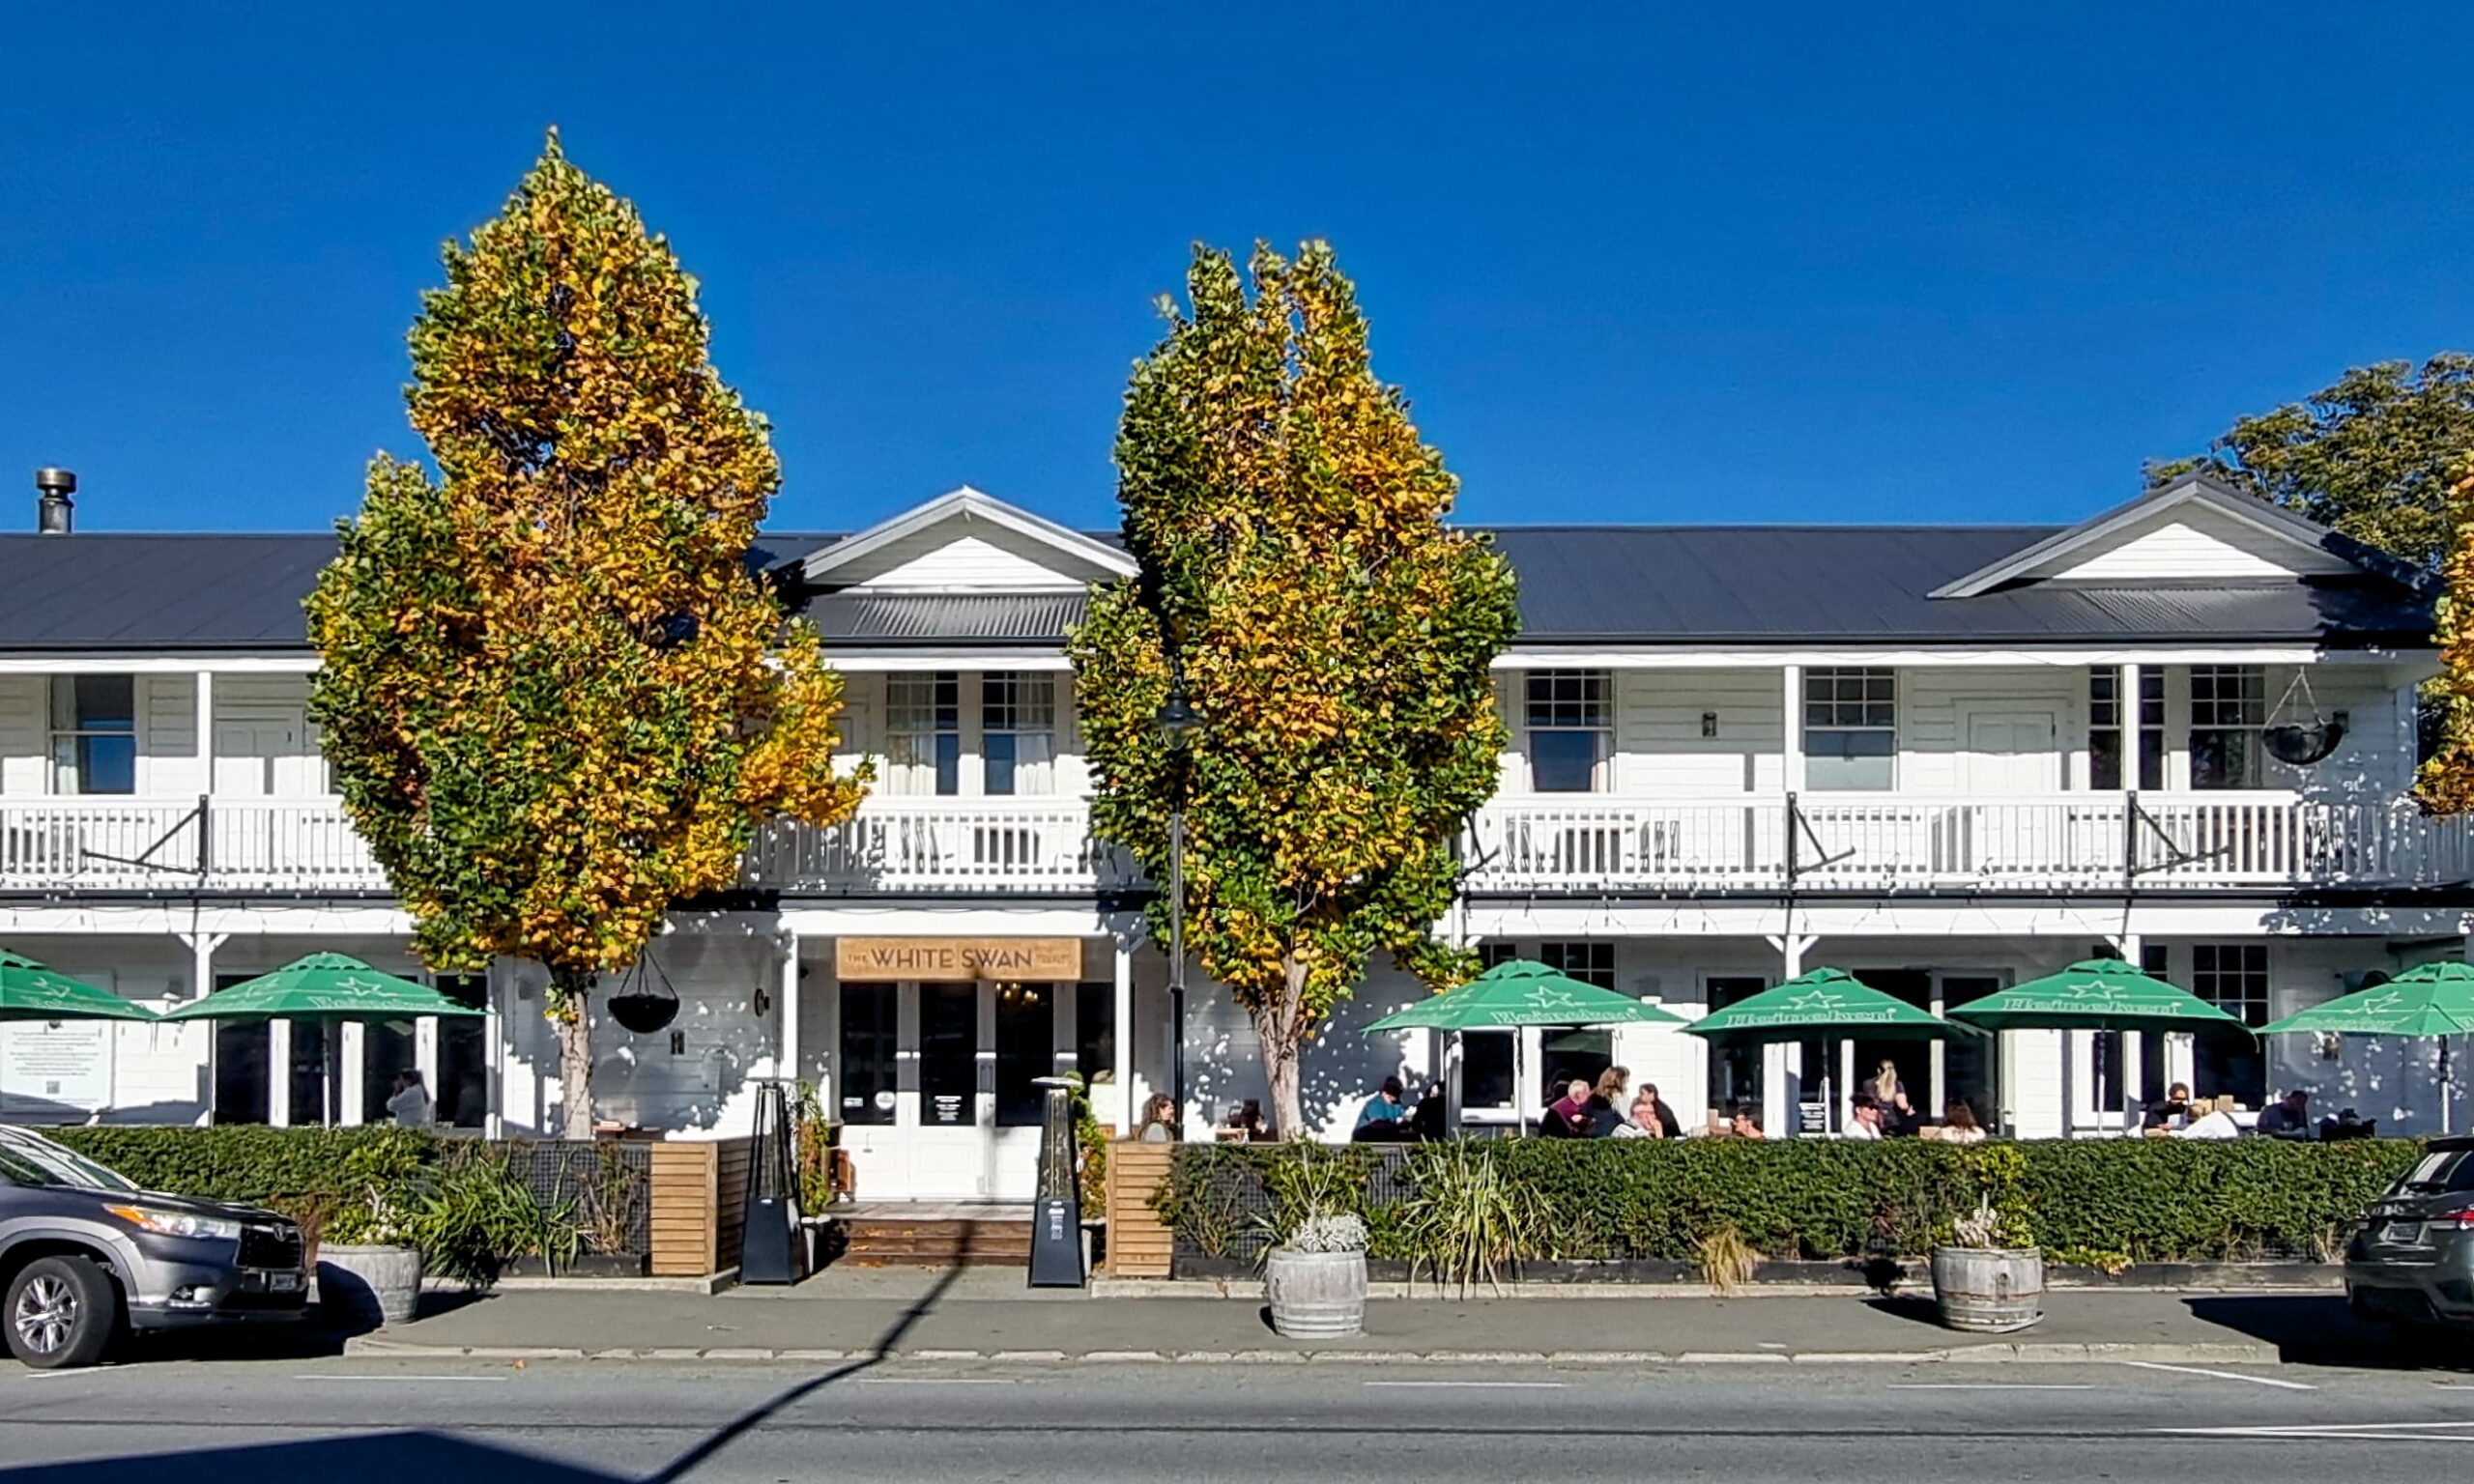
<box><xmin>835</xmin><ymin>937</ymin><xmax>1082</xmax><ymax>983</ymax></box>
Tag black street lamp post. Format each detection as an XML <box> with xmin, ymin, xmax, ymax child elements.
<box><xmin>1157</xmin><ymin>675</ymin><xmax>1203</xmax><ymax>1136</ymax></box>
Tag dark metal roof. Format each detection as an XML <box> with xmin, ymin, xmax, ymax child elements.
<box><xmin>0</xmin><ymin>525</ymin><xmax>2430</xmax><ymax>652</ymax></box>
<box><xmin>1486</xmin><ymin>527</ymin><xmax>2433</xmax><ymax>646</ymax></box>
<box><xmin>804</xmin><ymin>591</ymin><xmax>1088</xmax><ymax>644</ymax></box>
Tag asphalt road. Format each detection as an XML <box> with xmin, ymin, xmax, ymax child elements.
<box><xmin>2</xmin><ymin>1353</ymin><xmax>2472</xmax><ymax>1482</ymax></box>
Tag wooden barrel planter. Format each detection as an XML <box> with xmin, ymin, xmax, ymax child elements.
<box><xmin>1264</xmin><ymin>1247</ymin><xmax>1367</xmax><ymax>1338</ymax></box>
<box><xmin>317</xmin><ymin>1243</ymin><xmax>423</xmax><ymax>1329</ymax></box>
<box><xmin>1930</xmin><ymin>1245</ymin><xmax>2044</xmax><ymax>1333</ymax></box>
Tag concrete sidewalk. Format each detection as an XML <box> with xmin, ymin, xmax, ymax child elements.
<box><xmin>344</xmin><ymin>1271</ymin><xmax>2403</xmax><ymax>1368</ymax></box>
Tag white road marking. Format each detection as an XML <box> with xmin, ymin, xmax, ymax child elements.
<box><xmin>1365</xmin><ymin>1381</ymin><xmax>1568</xmax><ymax>1389</ymax></box>
<box><xmin>2159</xmin><ymin>1421</ymin><xmax>2474</xmax><ymax>1442</ymax></box>
<box><xmin>296</xmin><ymin>1374</ymin><xmax>500</xmax><ymax>1383</ymax></box>
<box><xmin>1889</xmin><ymin>1384</ymin><xmax>2096</xmax><ymax>1391</ymax></box>
<box><xmin>855</xmin><ymin>1377</ymin><xmax>1021</xmax><ymax>1385</ymax></box>
<box><xmin>2118</xmin><ymin>1360</ymin><xmax>2316</xmax><ymax>1391</ymax></box>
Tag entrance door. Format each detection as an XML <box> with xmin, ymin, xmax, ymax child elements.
<box><xmin>861</xmin><ymin>979</ymin><xmax>1071</xmax><ymax>1200</ymax></box>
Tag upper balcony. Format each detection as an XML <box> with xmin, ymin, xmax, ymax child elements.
<box><xmin>1</xmin><ymin>790</ymin><xmax>2464</xmax><ymax>901</ymax></box>
<box><xmin>1465</xmin><ymin>793</ymin><xmax>2474</xmax><ymax>895</ymax></box>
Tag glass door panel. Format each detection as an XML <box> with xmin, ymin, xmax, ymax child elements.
<box><xmin>992</xmin><ymin>983</ymin><xmax>1052</xmax><ymax>1128</ymax></box>
<box><xmin>918</xmin><ymin>983</ymin><xmax>979</xmax><ymax>1129</ymax></box>
<box><xmin>838</xmin><ymin>982</ymin><xmax>899</xmax><ymax>1126</ymax></box>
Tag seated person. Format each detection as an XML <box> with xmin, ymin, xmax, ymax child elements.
<box><xmin>1223</xmin><ymin>1099</ymin><xmax>1268</xmax><ymax>1142</ymax></box>
<box><xmin>2142</xmin><ymin>1083</ymin><xmax>2193</xmax><ymax>1130</ymax></box>
<box><xmin>1541</xmin><ymin>1078</ymin><xmax>1594</xmax><ymax>1137</ymax></box>
<box><xmin>1582</xmin><ymin>1068</ymin><xmax>1631</xmax><ymax>1140</ymax></box>
<box><xmin>1409</xmin><ymin>1082</ymin><xmax>1448</xmax><ymax>1142</ymax></box>
<box><xmin>2256</xmin><ymin>1088</ymin><xmax>2314</xmax><ymax>1140</ymax></box>
<box><xmin>1843</xmin><ymin>1094</ymin><xmax>1885</xmax><ymax>1141</ymax></box>
<box><xmin>1731</xmin><ymin>1105</ymin><xmax>1767</xmax><ymax>1141</ymax></box>
<box><xmin>1351</xmin><ymin>1076</ymin><xmax>1413</xmax><ymax>1142</ymax></box>
<box><xmin>1925</xmin><ymin>1099</ymin><xmax>1986</xmax><ymax>1144</ymax></box>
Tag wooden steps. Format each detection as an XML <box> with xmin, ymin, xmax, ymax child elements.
<box><xmin>822</xmin><ymin>1213</ymin><xmax>1034</xmax><ymax>1268</ymax></box>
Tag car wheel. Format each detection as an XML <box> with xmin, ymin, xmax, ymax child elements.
<box><xmin>5</xmin><ymin>1257</ymin><xmax>119</xmax><ymax>1369</ymax></box>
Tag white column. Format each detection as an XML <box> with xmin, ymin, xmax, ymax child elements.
<box><xmin>2114</xmin><ymin>929</ymin><xmax>2143</xmax><ymax>1135</ymax></box>
<box><xmin>340</xmin><ymin>1022</ymin><xmax>365</xmax><ymax>1127</ymax></box>
<box><xmin>194</xmin><ymin>670</ymin><xmax>215</xmax><ymax>793</ymax></box>
<box><xmin>268</xmin><ymin>1019</ymin><xmax>292</xmax><ymax>1127</ymax></box>
<box><xmin>1781</xmin><ymin>664</ymin><xmax>1805</xmax><ymax>794</ymax></box>
<box><xmin>182</xmin><ymin>930</ymin><xmax>225</xmax><ymax>1004</ymax></box>
<box><xmin>780</xmin><ymin>931</ymin><xmax>802</xmax><ymax>1086</ymax></box>
<box><xmin>1110</xmin><ymin>934</ymin><xmax>1134</xmax><ymax>1135</ymax></box>
<box><xmin>415</xmin><ymin>1014</ymin><xmax>441</xmax><ymax>1122</ymax></box>
<box><xmin>1766</xmin><ymin>932</ymin><xmax>1815</xmax><ymax>1137</ymax></box>
<box><xmin>484</xmin><ymin>961</ymin><xmax>505</xmax><ymax>1139</ymax></box>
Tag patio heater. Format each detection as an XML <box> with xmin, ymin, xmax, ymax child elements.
<box><xmin>1028</xmin><ymin>1075</ymin><xmax>1083</xmax><ymax>1287</ymax></box>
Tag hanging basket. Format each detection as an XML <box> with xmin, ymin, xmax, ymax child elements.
<box><xmin>2263</xmin><ymin>720</ymin><xmax>2345</xmax><ymax>766</ymax></box>
<box><xmin>606</xmin><ymin>953</ymin><xmax>680</xmax><ymax>1035</ymax></box>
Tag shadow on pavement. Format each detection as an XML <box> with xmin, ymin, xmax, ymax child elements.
<box><xmin>2181</xmin><ymin>1294</ymin><xmax>2474</xmax><ymax>1371</ymax></box>
<box><xmin>1859</xmin><ymin>1294</ymin><xmax>1943</xmax><ymax>1328</ymax></box>
<box><xmin>0</xmin><ymin>1432</ymin><xmax>628</xmax><ymax>1484</ymax></box>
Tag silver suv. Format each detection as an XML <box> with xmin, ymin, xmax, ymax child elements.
<box><xmin>0</xmin><ymin>1126</ymin><xmax>307</xmax><ymax>1368</ymax></box>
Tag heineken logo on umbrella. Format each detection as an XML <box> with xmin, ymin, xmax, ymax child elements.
<box><xmin>1787</xmin><ymin>989</ymin><xmax>1846</xmax><ymax>1012</ymax></box>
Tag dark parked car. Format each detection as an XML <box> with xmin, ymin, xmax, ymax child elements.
<box><xmin>2345</xmin><ymin>1135</ymin><xmax>2474</xmax><ymax>1331</ymax></box>
<box><xmin>0</xmin><ymin>1125</ymin><xmax>306</xmax><ymax>1368</ymax></box>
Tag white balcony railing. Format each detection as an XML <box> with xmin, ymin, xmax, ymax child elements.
<box><xmin>1464</xmin><ymin>794</ymin><xmax>2474</xmax><ymax>894</ymax></box>
<box><xmin>0</xmin><ymin>793</ymin><xmax>2463</xmax><ymax>899</ymax></box>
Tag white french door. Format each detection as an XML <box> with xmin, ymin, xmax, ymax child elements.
<box><xmin>845</xmin><ymin>980</ymin><xmax>1073</xmax><ymax>1200</ymax></box>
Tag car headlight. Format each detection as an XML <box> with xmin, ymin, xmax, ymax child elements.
<box><xmin>103</xmin><ymin>1205</ymin><xmax>241</xmax><ymax>1241</ymax></box>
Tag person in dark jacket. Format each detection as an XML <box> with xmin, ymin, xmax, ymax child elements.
<box><xmin>1542</xmin><ymin>1078</ymin><xmax>1593</xmax><ymax>1137</ymax></box>
<box><xmin>1636</xmin><ymin>1082</ymin><xmax>1683</xmax><ymax>1138</ymax></box>
<box><xmin>1409</xmin><ymin>1082</ymin><xmax>1448</xmax><ymax>1142</ymax></box>
<box><xmin>1581</xmin><ymin>1067</ymin><xmax>1631</xmax><ymax>1138</ymax></box>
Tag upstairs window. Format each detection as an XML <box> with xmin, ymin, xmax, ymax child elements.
<box><xmin>884</xmin><ymin>672</ymin><xmax>961</xmax><ymax>796</ymax></box>
<box><xmin>50</xmin><ymin>675</ymin><xmax>135</xmax><ymax>796</ymax></box>
<box><xmin>980</xmin><ymin>673</ymin><xmax>1055</xmax><ymax>796</ymax></box>
<box><xmin>1803</xmin><ymin>668</ymin><xmax>1895</xmax><ymax>791</ymax></box>
<box><xmin>1538</xmin><ymin>940</ymin><xmax>1616</xmax><ymax>989</ymax></box>
<box><xmin>2190</xmin><ymin>666</ymin><xmax>2266</xmax><ymax>790</ymax></box>
<box><xmin>1525</xmin><ymin>671</ymin><xmax>1610</xmax><ymax>793</ymax></box>
<box><xmin>2087</xmin><ymin>668</ymin><xmax>2164</xmax><ymax>790</ymax></box>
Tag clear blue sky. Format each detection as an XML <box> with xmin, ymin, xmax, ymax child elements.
<box><xmin>5</xmin><ymin>4</ymin><xmax>2470</xmax><ymax>535</ymax></box>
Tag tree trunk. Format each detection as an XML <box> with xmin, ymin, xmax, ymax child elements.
<box><xmin>1258</xmin><ymin>955</ymin><xmax>1310</xmax><ymax>1137</ymax></box>
<box><xmin>550</xmin><ymin>968</ymin><xmax>597</xmax><ymax>1142</ymax></box>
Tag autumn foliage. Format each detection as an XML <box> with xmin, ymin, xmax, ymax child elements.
<box><xmin>1070</xmin><ymin>243</ymin><xmax>1519</xmax><ymax>1136</ymax></box>
<box><xmin>307</xmin><ymin>134</ymin><xmax>867</xmax><ymax>1136</ymax></box>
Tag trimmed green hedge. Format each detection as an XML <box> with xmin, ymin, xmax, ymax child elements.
<box><xmin>47</xmin><ymin>1126</ymin><xmax>438</xmax><ymax>1221</ymax></box>
<box><xmin>1160</xmin><ymin>1138</ymin><xmax>2423</xmax><ymax>1268</ymax></box>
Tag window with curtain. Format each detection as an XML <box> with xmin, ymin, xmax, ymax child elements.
<box><xmin>2087</xmin><ymin>668</ymin><xmax>2164</xmax><ymax>790</ymax></box>
<box><xmin>1525</xmin><ymin>671</ymin><xmax>1610</xmax><ymax>792</ymax></box>
<box><xmin>884</xmin><ymin>672</ymin><xmax>961</xmax><ymax>796</ymax></box>
<box><xmin>2190</xmin><ymin>666</ymin><xmax>2266</xmax><ymax>790</ymax></box>
<box><xmin>1803</xmin><ymin>668</ymin><xmax>1895</xmax><ymax>790</ymax></box>
<box><xmin>50</xmin><ymin>675</ymin><xmax>136</xmax><ymax>795</ymax></box>
<box><xmin>981</xmin><ymin>672</ymin><xmax>1055</xmax><ymax>795</ymax></box>
<box><xmin>2191</xmin><ymin>943</ymin><xmax>2268</xmax><ymax>1104</ymax></box>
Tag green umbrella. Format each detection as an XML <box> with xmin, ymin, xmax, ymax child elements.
<box><xmin>1365</xmin><ymin>958</ymin><xmax>1684</xmax><ymax>1032</ymax></box>
<box><xmin>163</xmin><ymin>954</ymin><xmax>481</xmax><ymax>1128</ymax></box>
<box><xmin>2258</xmin><ymin>961</ymin><xmax>2474</xmax><ymax>1039</ymax></box>
<box><xmin>1946</xmin><ymin>959</ymin><xmax>2248</xmax><ymax>1137</ymax></box>
<box><xmin>1364</xmin><ymin>958</ymin><xmax>1683</xmax><ymax>1135</ymax></box>
<box><xmin>1944</xmin><ymin>959</ymin><xmax>2251</xmax><ymax>1035</ymax></box>
<box><xmin>0</xmin><ymin>950</ymin><xmax>158</xmax><ymax>1023</ymax></box>
<box><xmin>161</xmin><ymin>953</ymin><xmax>482</xmax><ymax>1024</ymax></box>
<box><xmin>1683</xmin><ymin>967</ymin><xmax>1960</xmax><ymax>1043</ymax></box>
<box><xmin>2259</xmin><ymin>961</ymin><xmax>2474</xmax><ymax>1136</ymax></box>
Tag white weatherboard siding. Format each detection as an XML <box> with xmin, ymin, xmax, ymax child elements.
<box><xmin>1897</xmin><ymin>667</ymin><xmax>2080</xmax><ymax>794</ymax></box>
<box><xmin>852</xmin><ymin>532</ymin><xmax>1080</xmax><ymax>591</ymax></box>
<box><xmin>0</xmin><ymin>675</ymin><xmax>42</xmax><ymax>793</ymax></box>
<box><xmin>1614</xmin><ymin>669</ymin><xmax>1783</xmax><ymax>794</ymax></box>
<box><xmin>2045</xmin><ymin>508</ymin><xmax>2353</xmax><ymax>582</ymax></box>
<box><xmin>136</xmin><ymin>674</ymin><xmax>198</xmax><ymax>795</ymax></box>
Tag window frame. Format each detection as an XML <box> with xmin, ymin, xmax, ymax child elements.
<box><xmin>884</xmin><ymin>671</ymin><xmax>963</xmax><ymax>797</ymax></box>
<box><xmin>1802</xmin><ymin>667</ymin><xmax>1897</xmax><ymax>792</ymax></box>
<box><xmin>48</xmin><ymin>674</ymin><xmax>137</xmax><ymax>797</ymax></box>
<box><xmin>2188</xmin><ymin>665</ymin><xmax>2268</xmax><ymax>791</ymax></box>
<box><xmin>979</xmin><ymin>671</ymin><xmax>1056</xmax><ymax>797</ymax></box>
<box><xmin>1523</xmin><ymin>671</ymin><xmax>1612</xmax><ymax>794</ymax></box>
<box><xmin>2087</xmin><ymin>668</ymin><xmax>2165</xmax><ymax>791</ymax></box>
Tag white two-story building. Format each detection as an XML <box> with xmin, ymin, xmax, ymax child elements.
<box><xmin>0</xmin><ymin>473</ymin><xmax>2460</xmax><ymax>1196</ymax></box>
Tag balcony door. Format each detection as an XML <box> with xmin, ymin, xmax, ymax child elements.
<box><xmin>1956</xmin><ymin>706</ymin><xmax>2060</xmax><ymax>878</ymax></box>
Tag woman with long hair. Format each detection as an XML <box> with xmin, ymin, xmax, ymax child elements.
<box><xmin>1136</xmin><ymin>1092</ymin><xmax>1179</xmax><ymax>1143</ymax></box>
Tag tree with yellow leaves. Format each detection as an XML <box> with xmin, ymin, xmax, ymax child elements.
<box><xmin>308</xmin><ymin>134</ymin><xmax>868</xmax><ymax>1139</ymax></box>
<box><xmin>1070</xmin><ymin>243</ymin><xmax>1519</xmax><ymax>1136</ymax></box>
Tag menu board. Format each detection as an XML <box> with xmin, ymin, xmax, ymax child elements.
<box><xmin>0</xmin><ymin>1022</ymin><xmax>113</xmax><ymax>1116</ymax></box>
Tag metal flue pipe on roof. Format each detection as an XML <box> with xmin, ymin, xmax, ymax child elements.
<box><xmin>33</xmin><ymin>468</ymin><xmax>73</xmax><ymax>534</ymax></box>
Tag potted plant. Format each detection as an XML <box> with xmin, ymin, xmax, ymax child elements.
<box><xmin>316</xmin><ymin>1184</ymin><xmax>424</xmax><ymax>1330</ymax></box>
<box><xmin>1264</xmin><ymin>1211</ymin><xmax>1369</xmax><ymax>1338</ymax></box>
<box><xmin>1930</xmin><ymin>1193</ymin><xmax>2043</xmax><ymax>1333</ymax></box>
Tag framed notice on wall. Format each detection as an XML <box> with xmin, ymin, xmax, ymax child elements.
<box><xmin>0</xmin><ymin>1022</ymin><xmax>114</xmax><ymax>1117</ymax></box>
